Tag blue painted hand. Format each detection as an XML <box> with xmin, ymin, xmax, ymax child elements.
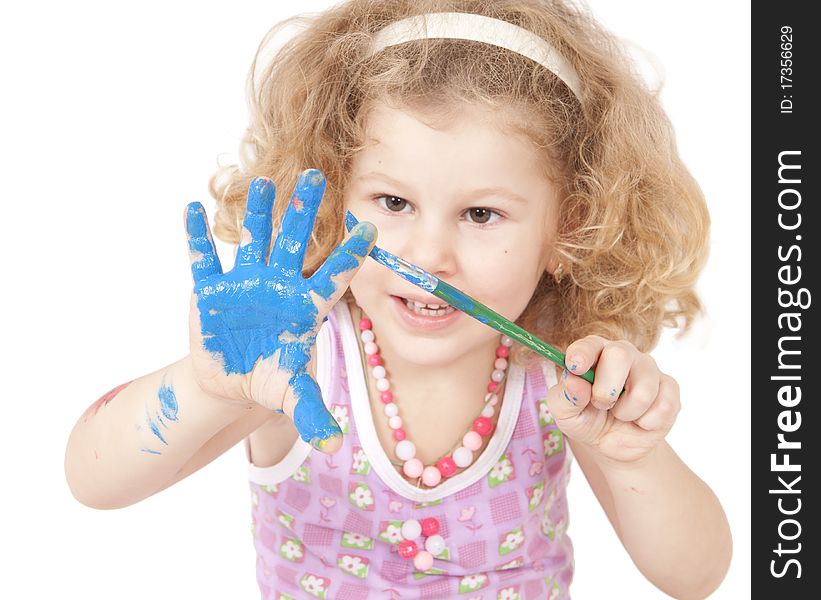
<box><xmin>185</xmin><ymin>169</ymin><xmax>377</xmax><ymax>452</ymax></box>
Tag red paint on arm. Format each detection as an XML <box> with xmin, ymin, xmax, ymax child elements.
<box><xmin>83</xmin><ymin>381</ymin><xmax>133</xmax><ymax>422</ymax></box>
<box><xmin>292</xmin><ymin>196</ymin><xmax>304</xmax><ymax>211</ymax></box>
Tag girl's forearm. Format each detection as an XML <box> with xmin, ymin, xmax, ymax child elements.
<box><xmin>64</xmin><ymin>355</ymin><xmax>268</xmax><ymax>509</ymax></box>
<box><xmin>595</xmin><ymin>442</ymin><xmax>732</xmax><ymax>599</ymax></box>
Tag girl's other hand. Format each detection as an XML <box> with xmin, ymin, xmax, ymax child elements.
<box><xmin>544</xmin><ymin>335</ymin><xmax>681</xmax><ymax>466</ymax></box>
<box><xmin>184</xmin><ymin>169</ymin><xmax>377</xmax><ymax>453</ymax></box>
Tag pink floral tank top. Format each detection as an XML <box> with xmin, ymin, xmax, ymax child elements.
<box><xmin>248</xmin><ymin>302</ymin><xmax>574</xmax><ymax>599</ymax></box>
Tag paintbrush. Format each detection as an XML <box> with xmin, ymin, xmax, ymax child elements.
<box><xmin>345</xmin><ymin>212</ymin><xmax>595</xmax><ymax>384</ymax></box>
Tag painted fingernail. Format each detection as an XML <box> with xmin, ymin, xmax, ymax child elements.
<box><xmin>561</xmin><ymin>368</ymin><xmax>569</xmax><ymax>380</ymax></box>
<box><xmin>310</xmin><ymin>434</ymin><xmax>339</xmax><ymax>451</ymax></box>
<box><xmin>562</xmin><ymin>389</ymin><xmax>577</xmax><ymax>406</ymax></box>
<box><xmin>607</xmin><ymin>398</ymin><xmax>617</xmax><ymax>410</ymax></box>
<box><xmin>609</xmin><ymin>388</ymin><xmax>617</xmax><ymax>397</ymax></box>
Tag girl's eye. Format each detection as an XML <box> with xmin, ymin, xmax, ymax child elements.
<box><xmin>378</xmin><ymin>195</ymin><xmax>409</xmax><ymax>212</ymax></box>
<box><xmin>466</xmin><ymin>207</ymin><xmax>498</xmax><ymax>225</ymax></box>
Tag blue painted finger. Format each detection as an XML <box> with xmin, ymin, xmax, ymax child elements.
<box><xmin>185</xmin><ymin>202</ymin><xmax>223</xmax><ymax>283</ymax></box>
<box><xmin>270</xmin><ymin>169</ymin><xmax>326</xmax><ymax>276</ymax></box>
<box><xmin>290</xmin><ymin>370</ymin><xmax>342</xmax><ymax>450</ymax></box>
<box><xmin>234</xmin><ymin>177</ymin><xmax>276</xmax><ymax>269</ymax></box>
<box><xmin>308</xmin><ymin>221</ymin><xmax>377</xmax><ymax>302</ymax></box>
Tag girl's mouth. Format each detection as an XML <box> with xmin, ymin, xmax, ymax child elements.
<box><xmin>390</xmin><ymin>295</ymin><xmax>461</xmax><ymax>330</ymax></box>
<box><xmin>401</xmin><ymin>297</ymin><xmax>456</xmax><ymax>317</ymax></box>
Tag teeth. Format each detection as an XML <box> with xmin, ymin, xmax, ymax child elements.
<box><xmin>404</xmin><ymin>298</ymin><xmax>455</xmax><ymax>317</ymax></box>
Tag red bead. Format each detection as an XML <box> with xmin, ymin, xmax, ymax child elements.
<box><xmin>420</xmin><ymin>517</ymin><xmax>440</xmax><ymax>537</ymax></box>
<box><xmin>487</xmin><ymin>381</ymin><xmax>499</xmax><ymax>393</ymax></box>
<box><xmin>473</xmin><ymin>416</ymin><xmax>493</xmax><ymax>436</ymax></box>
<box><xmin>435</xmin><ymin>456</ymin><xmax>458</xmax><ymax>478</ymax></box>
<box><xmin>367</xmin><ymin>354</ymin><xmax>382</xmax><ymax>366</ymax></box>
<box><xmin>397</xmin><ymin>539</ymin><xmax>418</xmax><ymax>559</ymax></box>
<box><xmin>495</xmin><ymin>345</ymin><xmax>510</xmax><ymax>358</ymax></box>
<box><xmin>393</xmin><ymin>428</ymin><xmax>406</xmax><ymax>441</ymax></box>
<box><xmin>380</xmin><ymin>390</ymin><xmax>394</xmax><ymax>404</ymax></box>
<box><xmin>359</xmin><ymin>318</ymin><xmax>372</xmax><ymax>330</ymax></box>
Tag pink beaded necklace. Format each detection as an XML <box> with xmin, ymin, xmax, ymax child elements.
<box><xmin>356</xmin><ymin>313</ymin><xmax>513</xmax><ymax>488</ymax></box>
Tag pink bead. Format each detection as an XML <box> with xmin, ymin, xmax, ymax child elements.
<box><xmin>359</xmin><ymin>318</ymin><xmax>372</xmax><ymax>330</ymax></box>
<box><xmin>494</xmin><ymin>357</ymin><xmax>508</xmax><ymax>371</ymax></box>
<box><xmin>380</xmin><ymin>390</ymin><xmax>394</xmax><ymax>404</ymax></box>
<box><xmin>435</xmin><ymin>456</ymin><xmax>457</xmax><ymax>478</ymax></box>
<box><xmin>367</xmin><ymin>354</ymin><xmax>382</xmax><ymax>366</ymax></box>
<box><xmin>398</xmin><ymin>539</ymin><xmax>418</xmax><ymax>559</ymax></box>
<box><xmin>413</xmin><ymin>550</ymin><xmax>434</xmax><ymax>572</ymax></box>
<box><xmin>495</xmin><ymin>345</ymin><xmax>510</xmax><ymax>358</ymax></box>
<box><xmin>462</xmin><ymin>430</ymin><xmax>483</xmax><ymax>451</ymax></box>
<box><xmin>364</xmin><ymin>341</ymin><xmax>379</xmax><ymax>355</ymax></box>
<box><xmin>421</xmin><ymin>466</ymin><xmax>442</xmax><ymax>486</ymax></box>
<box><xmin>403</xmin><ymin>458</ymin><xmax>424</xmax><ymax>478</ymax></box>
<box><xmin>420</xmin><ymin>517</ymin><xmax>440</xmax><ymax>537</ymax></box>
<box><xmin>487</xmin><ymin>380</ymin><xmax>499</xmax><ymax>393</ymax></box>
<box><xmin>388</xmin><ymin>415</ymin><xmax>403</xmax><ymax>429</ymax></box>
<box><xmin>473</xmin><ymin>416</ymin><xmax>493</xmax><ymax>436</ymax></box>
<box><xmin>376</xmin><ymin>378</ymin><xmax>391</xmax><ymax>392</ymax></box>
<box><xmin>393</xmin><ymin>428</ymin><xmax>407</xmax><ymax>441</ymax></box>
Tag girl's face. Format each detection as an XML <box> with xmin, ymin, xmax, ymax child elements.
<box><xmin>344</xmin><ymin>101</ymin><xmax>560</xmax><ymax>369</ymax></box>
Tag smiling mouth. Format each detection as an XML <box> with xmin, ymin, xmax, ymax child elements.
<box><xmin>399</xmin><ymin>297</ymin><xmax>456</xmax><ymax>317</ymax></box>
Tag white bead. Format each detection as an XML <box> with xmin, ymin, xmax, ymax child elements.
<box><xmin>388</xmin><ymin>415</ymin><xmax>403</xmax><ymax>429</ymax></box>
<box><xmin>401</xmin><ymin>519</ymin><xmax>422</xmax><ymax>540</ymax></box>
<box><xmin>360</xmin><ymin>329</ymin><xmax>375</xmax><ymax>343</ymax></box>
<box><xmin>424</xmin><ymin>534</ymin><xmax>446</xmax><ymax>556</ymax></box>
<box><xmin>494</xmin><ymin>358</ymin><xmax>508</xmax><ymax>371</ymax></box>
<box><xmin>376</xmin><ymin>378</ymin><xmax>391</xmax><ymax>392</ymax></box>
<box><xmin>384</xmin><ymin>402</ymin><xmax>399</xmax><ymax>417</ymax></box>
<box><xmin>491</xmin><ymin>369</ymin><xmax>505</xmax><ymax>382</ymax></box>
<box><xmin>501</xmin><ymin>335</ymin><xmax>514</xmax><ymax>347</ymax></box>
<box><xmin>481</xmin><ymin>404</ymin><xmax>495</xmax><ymax>418</ymax></box>
<box><xmin>395</xmin><ymin>440</ymin><xmax>416</xmax><ymax>461</ymax></box>
<box><xmin>452</xmin><ymin>446</ymin><xmax>473</xmax><ymax>468</ymax></box>
<box><xmin>372</xmin><ymin>365</ymin><xmax>386</xmax><ymax>379</ymax></box>
<box><xmin>484</xmin><ymin>392</ymin><xmax>496</xmax><ymax>403</ymax></box>
<box><xmin>364</xmin><ymin>341</ymin><xmax>379</xmax><ymax>355</ymax></box>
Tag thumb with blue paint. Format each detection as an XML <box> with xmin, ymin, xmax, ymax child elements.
<box><xmin>184</xmin><ymin>170</ymin><xmax>376</xmax><ymax>454</ymax></box>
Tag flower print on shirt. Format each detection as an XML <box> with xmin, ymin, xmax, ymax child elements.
<box><xmin>497</xmin><ymin>585</ymin><xmax>521</xmax><ymax>600</ymax></box>
<box><xmin>538</xmin><ymin>398</ymin><xmax>555</xmax><ymax>428</ymax></box>
<box><xmin>543</xmin><ymin>430</ymin><xmax>564</xmax><ymax>458</ymax></box>
<box><xmin>348</xmin><ymin>482</ymin><xmax>375</xmax><ymax>511</ymax></box>
<box><xmin>498</xmin><ymin>526</ymin><xmax>525</xmax><ymax>556</ymax></box>
<box><xmin>279</xmin><ymin>538</ymin><xmax>304</xmax><ymax>563</ymax></box>
<box><xmin>341</xmin><ymin>532</ymin><xmax>374</xmax><ymax>550</ymax></box>
<box><xmin>331</xmin><ymin>404</ymin><xmax>350</xmax><ymax>434</ymax></box>
<box><xmin>337</xmin><ymin>553</ymin><xmax>370</xmax><ymax>578</ymax></box>
<box><xmin>377</xmin><ymin>520</ymin><xmax>404</xmax><ymax>545</ymax></box>
<box><xmin>495</xmin><ymin>556</ymin><xmax>524</xmax><ymax>571</ymax></box>
<box><xmin>527</xmin><ymin>481</ymin><xmax>545</xmax><ymax>512</ymax></box>
<box><xmin>488</xmin><ymin>453</ymin><xmax>515</xmax><ymax>488</ymax></box>
<box><xmin>277</xmin><ymin>510</ymin><xmax>295</xmax><ymax>531</ymax></box>
<box><xmin>291</xmin><ymin>464</ymin><xmax>310</xmax><ymax>484</ymax></box>
<box><xmin>544</xmin><ymin>576</ymin><xmax>562</xmax><ymax>600</ymax></box>
<box><xmin>299</xmin><ymin>573</ymin><xmax>330</xmax><ymax>599</ymax></box>
<box><xmin>457</xmin><ymin>573</ymin><xmax>489</xmax><ymax>594</ymax></box>
<box><xmin>350</xmin><ymin>446</ymin><xmax>371</xmax><ymax>475</ymax></box>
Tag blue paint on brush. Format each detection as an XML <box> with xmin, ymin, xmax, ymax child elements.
<box><xmin>185</xmin><ymin>171</ymin><xmax>376</xmax><ymax>447</ymax></box>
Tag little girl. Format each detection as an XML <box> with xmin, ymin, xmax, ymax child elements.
<box><xmin>65</xmin><ymin>1</ymin><xmax>732</xmax><ymax>598</ymax></box>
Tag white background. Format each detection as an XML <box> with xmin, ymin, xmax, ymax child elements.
<box><xmin>0</xmin><ymin>1</ymin><xmax>749</xmax><ymax>598</ymax></box>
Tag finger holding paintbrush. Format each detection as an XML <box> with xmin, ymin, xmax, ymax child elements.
<box><xmin>345</xmin><ymin>211</ymin><xmax>596</xmax><ymax>385</ymax></box>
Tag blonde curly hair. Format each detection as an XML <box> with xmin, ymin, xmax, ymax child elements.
<box><xmin>209</xmin><ymin>0</ymin><xmax>710</xmax><ymax>356</ymax></box>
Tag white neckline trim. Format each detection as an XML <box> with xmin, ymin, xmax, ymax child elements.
<box><xmin>338</xmin><ymin>302</ymin><xmax>525</xmax><ymax>502</ymax></box>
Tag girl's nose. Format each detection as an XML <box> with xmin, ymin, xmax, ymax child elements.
<box><xmin>399</xmin><ymin>218</ymin><xmax>458</xmax><ymax>278</ymax></box>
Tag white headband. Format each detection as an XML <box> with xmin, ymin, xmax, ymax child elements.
<box><xmin>369</xmin><ymin>12</ymin><xmax>582</xmax><ymax>99</ymax></box>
